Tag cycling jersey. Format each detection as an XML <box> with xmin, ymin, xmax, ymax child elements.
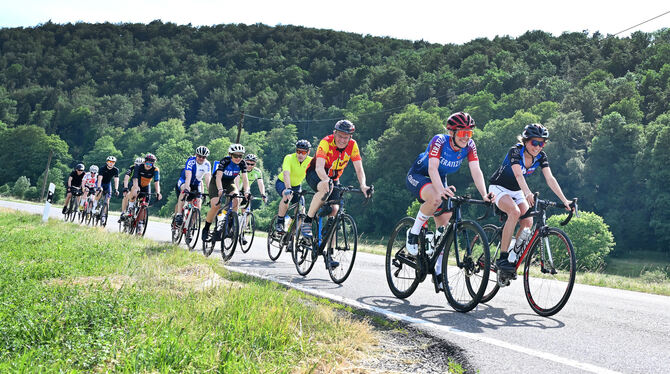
<box><xmin>214</xmin><ymin>157</ymin><xmax>247</xmax><ymax>180</ymax></box>
<box><xmin>489</xmin><ymin>144</ymin><xmax>549</xmax><ymax>191</ymax></box>
<box><xmin>125</xmin><ymin>164</ymin><xmax>136</xmax><ymax>178</ymax></box>
<box><xmin>409</xmin><ymin>134</ymin><xmax>479</xmax><ymax>178</ymax></box>
<box><xmin>278</xmin><ymin>153</ymin><xmax>313</xmax><ymax>187</ymax></box>
<box><xmin>99</xmin><ymin>166</ymin><xmax>119</xmax><ymax>185</ymax></box>
<box><xmin>82</xmin><ymin>172</ymin><xmax>98</xmax><ymax>188</ymax></box>
<box><xmin>67</xmin><ymin>170</ymin><xmax>85</xmax><ymax>188</ymax></box>
<box><xmin>132</xmin><ymin>164</ymin><xmax>160</xmax><ymax>188</ymax></box>
<box><xmin>237</xmin><ymin>168</ymin><xmax>262</xmax><ymax>189</ymax></box>
<box><xmin>178</xmin><ymin>156</ymin><xmax>211</xmax><ymax>187</ymax></box>
<box><xmin>308</xmin><ymin>134</ymin><xmax>361</xmax><ymax>180</ymax></box>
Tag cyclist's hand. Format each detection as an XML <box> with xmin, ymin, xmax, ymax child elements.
<box><xmin>563</xmin><ymin>200</ymin><xmax>572</xmax><ymax>211</ymax></box>
<box><xmin>361</xmin><ymin>185</ymin><xmax>371</xmax><ymax>197</ymax></box>
<box><xmin>484</xmin><ymin>191</ymin><xmax>495</xmax><ymax>203</ymax></box>
<box><xmin>157</xmin><ymin>192</ymin><xmax>162</xmax><ymax>201</ymax></box>
<box><xmin>525</xmin><ymin>192</ymin><xmax>535</xmax><ymax>207</ymax></box>
<box><xmin>183</xmin><ymin>187</ymin><xmax>190</xmax><ymax>194</ymax></box>
<box><xmin>122</xmin><ymin>187</ymin><xmax>129</xmax><ymax>196</ymax></box>
<box><xmin>441</xmin><ymin>185</ymin><xmax>456</xmax><ymax>199</ymax></box>
<box><xmin>261</xmin><ymin>194</ymin><xmax>268</xmax><ymax>204</ymax></box>
<box><xmin>114</xmin><ymin>189</ymin><xmax>119</xmax><ymax>197</ymax></box>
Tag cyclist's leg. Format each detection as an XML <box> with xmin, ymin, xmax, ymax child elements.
<box><xmin>302</xmin><ymin>169</ymin><xmax>328</xmax><ymax>238</ymax></box>
<box><xmin>405</xmin><ymin>172</ymin><xmax>440</xmax><ymax>254</ymax></box>
<box><xmin>63</xmin><ymin>185</ymin><xmax>72</xmax><ymax>213</ymax></box>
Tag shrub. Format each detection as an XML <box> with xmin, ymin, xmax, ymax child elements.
<box><xmin>24</xmin><ymin>186</ymin><xmax>40</xmax><ymax>201</ymax></box>
<box><xmin>0</xmin><ymin>183</ymin><xmax>10</xmax><ymax>196</ymax></box>
<box><xmin>12</xmin><ymin>176</ymin><xmax>30</xmax><ymax>199</ymax></box>
<box><xmin>547</xmin><ymin>211</ymin><xmax>615</xmax><ymax>271</ymax></box>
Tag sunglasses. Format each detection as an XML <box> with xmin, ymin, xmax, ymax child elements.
<box><xmin>454</xmin><ymin>130</ymin><xmax>473</xmax><ymax>138</ymax></box>
<box><xmin>530</xmin><ymin>139</ymin><xmax>546</xmax><ymax>147</ymax></box>
<box><xmin>107</xmin><ymin>161</ymin><xmax>116</xmax><ymax>165</ymax></box>
<box><xmin>196</xmin><ymin>155</ymin><xmax>206</xmax><ymax>159</ymax></box>
<box><xmin>231</xmin><ymin>153</ymin><xmax>243</xmax><ymax>159</ymax></box>
<box><xmin>296</xmin><ymin>149</ymin><xmax>308</xmax><ymax>155</ymax></box>
<box><xmin>246</xmin><ymin>163</ymin><xmax>256</xmax><ymax>167</ymax></box>
<box><xmin>144</xmin><ymin>162</ymin><xmax>154</xmax><ymax>166</ymax></box>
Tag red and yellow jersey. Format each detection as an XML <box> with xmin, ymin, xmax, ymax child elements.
<box><xmin>308</xmin><ymin>134</ymin><xmax>362</xmax><ymax>180</ymax></box>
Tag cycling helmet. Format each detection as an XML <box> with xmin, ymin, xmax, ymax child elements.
<box><xmin>446</xmin><ymin>112</ymin><xmax>476</xmax><ymax>130</ymax></box>
<box><xmin>144</xmin><ymin>153</ymin><xmax>157</xmax><ymax>162</ymax></box>
<box><xmin>134</xmin><ymin>157</ymin><xmax>143</xmax><ymax>165</ymax></box>
<box><xmin>75</xmin><ymin>163</ymin><xmax>85</xmax><ymax>171</ymax></box>
<box><xmin>106</xmin><ymin>156</ymin><xmax>117</xmax><ymax>162</ymax></box>
<box><xmin>522</xmin><ymin>123</ymin><xmax>549</xmax><ymax>140</ymax></box>
<box><xmin>244</xmin><ymin>153</ymin><xmax>258</xmax><ymax>162</ymax></box>
<box><xmin>195</xmin><ymin>145</ymin><xmax>210</xmax><ymax>157</ymax></box>
<box><xmin>228</xmin><ymin>143</ymin><xmax>245</xmax><ymax>154</ymax></box>
<box><xmin>334</xmin><ymin>119</ymin><xmax>355</xmax><ymax>134</ymax></box>
<box><xmin>90</xmin><ymin>165</ymin><xmax>99</xmax><ymax>173</ymax></box>
<box><xmin>296</xmin><ymin>139</ymin><xmax>311</xmax><ymax>150</ymax></box>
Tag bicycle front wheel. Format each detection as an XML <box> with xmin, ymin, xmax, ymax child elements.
<box><xmin>479</xmin><ymin>224</ymin><xmax>502</xmax><ymax>303</ymax></box>
<box><xmin>100</xmin><ymin>203</ymin><xmax>109</xmax><ymax>227</ymax></box>
<box><xmin>327</xmin><ymin>214</ymin><xmax>357</xmax><ymax>284</ymax></box>
<box><xmin>293</xmin><ymin>215</ymin><xmax>316</xmax><ymax>276</ymax></box>
<box><xmin>442</xmin><ymin>220</ymin><xmax>490</xmax><ymax>313</ymax></box>
<box><xmin>202</xmin><ymin>216</ymin><xmax>217</xmax><ymax>257</ymax></box>
<box><xmin>220</xmin><ymin>212</ymin><xmax>238</xmax><ymax>261</ymax></box>
<box><xmin>267</xmin><ymin>216</ymin><xmax>285</xmax><ymax>261</ymax></box>
<box><xmin>523</xmin><ymin>227</ymin><xmax>576</xmax><ymax>317</ymax></box>
<box><xmin>185</xmin><ymin>208</ymin><xmax>201</xmax><ymax>251</ymax></box>
<box><xmin>239</xmin><ymin>212</ymin><xmax>255</xmax><ymax>253</ymax></box>
<box><xmin>385</xmin><ymin>217</ymin><xmax>421</xmax><ymax>299</ymax></box>
<box><xmin>136</xmin><ymin>207</ymin><xmax>149</xmax><ymax>236</ymax></box>
<box><xmin>171</xmin><ymin>214</ymin><xmax>183</xmax><ymax>244</ymax></box>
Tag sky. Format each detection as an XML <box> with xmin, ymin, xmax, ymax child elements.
<box><xmin>0</xmin><ymin>0</ymin><xmax>668</xmax><ymax>45</ymax></box>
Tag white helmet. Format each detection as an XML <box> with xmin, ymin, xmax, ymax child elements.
<box><xmin>195</xmin><ymin>145</ymin><xmax>210</xmax><ymax>157</ymax></box>
<box><xmin>90</xmin><ymin>165</ymin><xmax>99</xmax><ymax>173</ymax></box>
<box><xmin>228</xmin><ymin>143</ymin><xmax>245</xmax><ymax>154</ymax></box>
<box><xmin>106</xmin><ymin>156</ymin><xmax>117</xmax><ymax>162</ymax></box>
<box><xmin>134</xmin><ymin>157</ymin><xmax>143</xmax><ymax>165</ymax></box>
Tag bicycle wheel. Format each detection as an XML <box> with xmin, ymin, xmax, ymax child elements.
<box><xmin>239</xmin><ymin>212</ymin><xmax>255</xmax><ymax>253</ymax></box>
<box><xmin>523</xmin><ymin>227</ymin><xmax>576</xmax><ymax>317</ymax></box>
<box><xmin>293</xmin><ymin>215</ymin><xmax>317</xmax><ymax>276</ymax></box>
<box><xmin>327</xmin><ymin>214</ymin><xmax>358</xmax><ymax>284</ymax></box>
<box><xmin>479</xmin><ymin>224</ymin><xmax>502</xmax><ymax>303</ymax></box>
<box><xmin>69</xmin><ymin>198</ymin><xmax>78</xmax><ymax>222</ymax></box>
<box><xmin>85</xmin><ymin>205</ymin><xmax>93</xmax><ymax>225</ymax></box>
<box><xmin>78</xmin><ymin>203</ymin><xmax>86</xmax><ymax>223</ymax></box>
<box><xmin>185</xmin><ymin>208</ymin><xmax>201</xmax><ymax>251</ymax></box>
<box><xmin>202</xmin><ymin>216</ymin><xmax>217</xmax><ymax>257</ymax></box>
<box><xmin>442</xmin><ymin>220</ymin><xmax>490</xmax><ymax>313</ymax></box>
<box><xmin>136</xmin><ymin>207</ymin><xmax>148</xmax><ymax>236</ymax></box>
<box><xmin>220</xmin><ymin>212</ymin><xmax>238</xmax><ymax>261</ymax></box>
<box><xmin>267</xmin><ymin>216</ymin><xmax>285</xmax><ymax>261</ymax></box>
<box><xmin>100</xmin><ymin>203</ymin><xmax>109</xmax><ymax>227</ymax></box>
<box><xmin>171</xmin><ymin>214</ymin><xmax>184</xmax><ymax>244</ymax></box>
<box><xmin>385</xmin><ymin>217</ymin><xmax>421</xmax><ymax>299</ymax></box>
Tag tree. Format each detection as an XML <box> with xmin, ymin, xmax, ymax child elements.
<box><xmin>12</xmin><ymin>176</ymin><xmax>30</xmax><ymax>199</ymax></box>
<box><xmin>82</xmin><ymin>136</ymin><xmax>123</xmax><ymax>166</ymax></box>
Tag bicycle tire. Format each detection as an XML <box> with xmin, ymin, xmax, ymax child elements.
<box><xmin>385</xmin><ymin>217</ymin><xmax>421</xmax><ymax>299</ymax></box>
<box><xmin>293</xmin><ymin>215</ymin><xmax>316</xmax><ymax>276</ymax></box>
<box><xmin>442</xmin><ymin>220</ymin><xmax>490</xmax><ymax>313</ymax></box>
<box><xmin>100</xmin><ymin>202</ymin><xmax>109</xmax><ymax>227</ymax></box>
<box><xmin>479</xmin><ymin>224</ymin><xmax>502</xmax><ymax>303</ymax></box>
<box><xmin>239</xmin><ymin>212</ymin><xmax>255</xmax><ymax>253</ymax></box>
<box><xmin>185</xmin><ymin>208</ymin><xmax>201</xmax><ymax>251</ymax></box>
<box><xmin>171</xmin><ymin>214</ymin><xmax>183</xmax><ymax>244</ymax></box>
<box><xmin>327</xmin><ymin>213</ymin><xmax>357</xmax><ymax>284</ymax></box>
<box><xmin>220</xmin><ymin>212</ymin><xmax>238</xmax><ymax>261</ymax></box>
<box><xmin>136</xmin><ymin>207</ymin><xmax>149</xmax><ymax>236</ymax></box>
<box><xmin>202</xmin><ymin>216</ymin><xmax>217</xmax><ymax>257</ymax></box>
<box><xmin>267</xmin><ymin>216</ymin><xmax>285</xmax><ymax>261</ymax></box>
<box><xmin>523</xmin><ymin>227</ymin><xmax>576</xmax><ymax>317</ymax></box>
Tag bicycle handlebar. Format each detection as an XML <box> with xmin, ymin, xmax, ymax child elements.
<box><xmin>434</xmin><ymin>195</ymin><xmax>490</xmax><ymax>217</ymax></box>
<box><xmin>518</xmin><ymin>193</ymin><xmax>579</xmax><ymax>226</ymax></box>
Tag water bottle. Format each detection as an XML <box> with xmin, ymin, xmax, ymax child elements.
<box><xmin>508</xmin><ymin>228</ymin><xmax>531</xmax><ymax>263</ymax></box>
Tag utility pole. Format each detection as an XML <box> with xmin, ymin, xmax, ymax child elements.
<box><xmin>236</xmin><ymin>111</ymin><xmax>245</xmax><ymax>144</ymax></box>
<box><xmin>40</xmin><ymin>150</ymin><xmax>53</xmax><ymax>202</ymax></box>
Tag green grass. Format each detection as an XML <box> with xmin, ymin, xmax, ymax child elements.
<box><xmin>0</xmin><ymin>210</ymin><xmax>386</xmax><ymax>373</ymax></box>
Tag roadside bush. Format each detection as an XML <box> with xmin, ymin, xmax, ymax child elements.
<box><xmin>0</xmin><ymin>183</ymin><xmax>10</xmax><ymax>196</ymax></box>
<box><xmin>24</xmin><ymin>186</ymin><xmax>40</xmax><ymax>201</ymax></box>
<box><xmin>547</xmin><ymin>211</ymin><xmax>615</xmax><ymax>271</ymax></box>
<box><xmin>12</xmin><ymin>176</ymin><xmax>30</xmax><ymax>199</ymax></box>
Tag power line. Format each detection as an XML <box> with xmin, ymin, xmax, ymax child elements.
<box><xmin>611</xmin><ymin>10</ymin><xmax>670</xmax><ymax>37</ymax></box>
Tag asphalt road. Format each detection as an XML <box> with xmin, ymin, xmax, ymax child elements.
<box><xmin>4</xmin><ymin>200</ymin><xmax>669</xmax><ymax>374</ymax></box>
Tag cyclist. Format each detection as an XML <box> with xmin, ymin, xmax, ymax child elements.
<box><xmin>120</xmin><ymin>157</ymin><xmax>144</xmax><ymax>217</ymax></box>
<box><xmin>62</xmin><ymin>163</ymin><xmax>86</xmax><ymax>214</ymax></box>
<box><xmin>235</xmin><ymin>153</ymin><xmax>267</xmax><ymax>202</ymax></box>
<box><xmin>122</xmin><ymin>153</ymin><xmax>162</xmax><ymax>220</ymax></box>
<box><xmin>174</xmin><ymin>146</ymin><xmax>212</xmax><ymax>226</ymax></box>
<box><xmin>95</xmin><ymin>156</ymin><xmax>120</xmax><ymax>215</ymax></box>
<box><xmin>301</xmin><ymin>120</ymin><xmax>371</xmax><ymax>268</ymax></box>
<box><xmin>489</xmin><ymin>123</ymin><xmax>572</xmax><ymax>274</ymax></box>
<box><xmin>405</xmin><ymin>112</ymin><xmax>493</xmax><ymax>290</ymax></box>
<box><xmin>80</xmin><ymin>165</ymin><xmax>99</xmax><ymax>211</ymax></box>
<box><xmin>274</xmin><ymin>139</ymin><xmax>313</xmax><ymax>233</ymax></box>
<box><xmin>202</xmin><ymin>144</ymin><xmax>251</xmax><ymax>242</ymax></box>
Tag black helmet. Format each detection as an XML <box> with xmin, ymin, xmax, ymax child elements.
<box><xmin>522</xmin><ymin>123</ymin><xmax>549</xmax><ymax>140</ymax></box>
<box><xmin>75</xmin><ymin>163</ymin><xmax>85</xmax><ymax>171</ymax></box>
<box><xmin>334</xmin><ymin>119</ymin><xmax>355</xmax><ymax>134</ymax></box>
<box><xmin>296</xmin><ymin>139</ymin><xmax>311</xmax><ymax>150</ymax></box>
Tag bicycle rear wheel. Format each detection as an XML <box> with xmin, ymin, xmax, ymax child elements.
<box><xmin>293</xmin><ymin>215</ymin><xmax>316</xmax><ymax>276</ymax></box>
<box><xmin>523</xmin><ymin>227</ymin><xmax>576</xmax><ymax>317</ymax></box>
<box><xmin>442</xmin><ymin>220</ymin><xmax>490</xmax><ymax>313</ymax></box>
<box><xmin>327</xmin><ymin>214</ymin><xmax>357</xmax><ymax>284</ymax></box>
<box><xmin>479</xmin><ymin>224</ymin><xmax>502</xmax><ymax>303</ymax></box>
<box><xmin>267</xmin><ymin>216</ymin><xmax>285</xmax><ymax>261</ymax></box>
<box><xmin>385</xmin><ymin>217</ymin><xmax>421</xmax><ymax>299</ymax></box>
<box><xmin>220</xmin><ymin>212</ymin><xmax>238</xmax><ymax>261</ymax></box>
<box><xmin>239</xmin><ymin>212</ymin><xmax>255</xmax><ymax>253</ymax></box>
<box><xmin>185</xmin><ymin>208</ymin><xmax>201</xmax><ymax>251</ymax></box>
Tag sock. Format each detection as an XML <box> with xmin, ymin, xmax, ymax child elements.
<box><xmin>277</xmin><ymin>215</ymin><xmax>285</xmax><ymax>222</ymax></box>
<box><xmin>203</xmin><ymin>221</ymin><xmax>211</xmax><ymax>232</ymax></box>
<box><xmin>410</xmin><ymin>211</ymin><xmax>431</xmax><ymax>235</ymax></box>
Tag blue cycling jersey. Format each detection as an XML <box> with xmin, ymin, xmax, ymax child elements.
<box><xmin>178</xmin><ymin>156</ymin><xmax>211</xmax><ymax>186</ymax></box>
<box><xmin>489</xmin><ymin>144</ymin><xmax>549</xmax><ymax>191</ymax></box>
<box><xmin>408</xmin><ymin>134</ymin><xmax>479</xmax><ymax>178</ymax></box>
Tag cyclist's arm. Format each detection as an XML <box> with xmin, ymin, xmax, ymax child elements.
<box><xmin>67</xmin><ymin>176</ymin><xmax>72</xmax><ymax>188</ymax></box>
<box><xmin>204</xmin><ymin>171</ymin><xmax>211</xmax><ymax>189</ymax></box>
<box><xmin>257</xmin><ymin>178</ymin><xmax>266</xmax><ymax>196</ymax></box>
<box><xmin>467</xmin><ymin>160</ymin><xmax>490</xmax><ymax>200</ymax></box>
<box><xmin>352</xmin><ymin>159</ymin><xmax>369</xmax><ymax>190</ymax></box>
<box><xmin>282</xmin><ymin>170</ymin><xmax>292</xmax><ymax>189</ymax></box>
<box><xmin>215</xmin><ymin>170</ymin><xmax>223</xmax><ymax>194</ymax></box>
<box><xmin>184</xmin><ymin>169</ymin><xmax>193</xmax><ymax>189</ymax></box>
<box><xmin>123</xmin><ymin>174</ymin><xmax>129</xmax><ymax>189</ymax></box>
<box><xmin>542</xmin><ymin>167</ymin><xmax>570</xmax><ymax>208</ymax></box>
<box><xmin>96</xmin><ymin>175</ymin><xmax>103</xmax><ymax>189</ymax></box>
<box><xmin>511</xmin><ymin>164</ymin><xmax>533</xmax><ymax>200</ymax></box>
<box><xmin>241</xmin><ymin>173</ymin><xmax>250</xmax><ymax>195</ymax></box>
<box><xmin>315</xmin><ymin>158</ymin><xmax>329</xmax><ymax>182</ymax></box>
<box><xmin>428</xmin><ymin>157</ymin><xmax>448</xmax><ymax>196</ymax></box>
<box><xmin>114</xmin><ymin>176</ymin><xmax>119</xmax><ymax>191</ymax></box>
<box><xmin>153</xmin><ymin>169</ymin><xmax>161</xmax><ymax>196</ymax></box>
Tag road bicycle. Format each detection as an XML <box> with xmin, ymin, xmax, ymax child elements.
<box><xmin>63</xmin><ymin>187</ymin><xmax>83</xmax><ymax>222</ymax></box>
<box><xmin>238</xmin><ymin>195</ymin><xmax>263</xmax><ymax>254</ymax></box>
<box><xmin>92</xmin><ymin>189</ymin><xmax>113</xmax><ymax>227</ymax></box>
<box><xmin>480</xmin><ymin>193</ymin><xmax>578</xmax><ymax>317</ymax></box>
<box><xmin>386</xmin><ymin>195</ymin><xmax>490</xmax><ymax>313</ymax></box>
<box><xmin>202</xmin><ymin>193</ymin><xmax>239</xmax><ymax>261</ymax></box>
<box><xmin>171</xmin><ymin>190</ymin><xmax>204</xmax><ymax>251</ymax></box>
<box><xmin>81</xmin><ymin>187</ymin><xmax>97</xmax><ymax>225</ymax></box>
<box><xmin>119</xmin><ymin>192</ymin><xmax>153</xmax><ymax>236</ymax></box>
<box><xmin>267</xmin><ymin>190</ymin><xmax>314</xmax><ymax>261</ymax></box>
<box><xmin>293</xmin><ymin>184</ymin><xmax>373</xmax><ymax>284</ymax></box>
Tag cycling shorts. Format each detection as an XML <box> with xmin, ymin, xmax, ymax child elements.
<box><xmin>489</xmin><ymin>184</ymin><xmax>526</xmax><ymax>205</ymax></box>
<box><xmin>209</xmin><ymin>178</ymin><xmax>236</xmax><ymax>200</ymax></box>
<box><xmin>305</xmin><ymin>168</ymin><xmax>341</xmax><ymax>202</ymax></box>
<box><xmin>405</xmin><ymin>171</ymin><xmax>433</xmax><ymax>203</ymax></box>
<box><xmin>275</xmin><ymin>179</ymin><xmax>302</xmax><ymax>204</ymax></box>
<box><xmin>175</xmin><ymin>182</ymin><xmax>200</xmax><ymax>198</ymax></box>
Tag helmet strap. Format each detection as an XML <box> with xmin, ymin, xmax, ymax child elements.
<box><xmin>449</xmin><ymin>133</ymin><xmax>463</xmax><ymax>150</ymax></box>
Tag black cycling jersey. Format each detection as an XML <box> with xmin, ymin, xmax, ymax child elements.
<box><xmin>125</xmin><ymin>164</ymin><xmax>136</xmax><ymax>178</ymax></box>
<box><xmin>132</xmin><ymin>164</ymin><xmax>160</xmax><ymax>187</ymax></box>
<box><xmin>99</xmin><ymin>165</ymin><xmax>119</xmax><ymax>185</ymax></box>
<box><xmin>489</xmin><ymin>144</ymin><xmax>549</xmax><ymax>191</ymax></box>
<box><xmin>68</xmin><ymin>170</ymin><xmax>85</xmax><ymax>187</ymax></box>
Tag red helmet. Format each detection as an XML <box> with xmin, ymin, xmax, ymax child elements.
<box><xmin>446</xmin><ymin>112</ymin><xmax>475</xmax><ymax>131</ymax></box>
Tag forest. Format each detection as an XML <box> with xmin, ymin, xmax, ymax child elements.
<box><xmin>0</xmin><ymin>21</ymin><xmax>669</xmax><ymax>254</ymax></box>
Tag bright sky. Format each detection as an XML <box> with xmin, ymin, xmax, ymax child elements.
<box><xmin>1</xmin><ymin>0</ymin><xmax>668</xmax><ymax>45</ymax></box>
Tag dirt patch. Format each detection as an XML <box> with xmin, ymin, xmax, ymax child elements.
<box><xmin>47</xmin><ymin>275</ymin><xmax>135</xmax><ymax>290</ymax></box>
